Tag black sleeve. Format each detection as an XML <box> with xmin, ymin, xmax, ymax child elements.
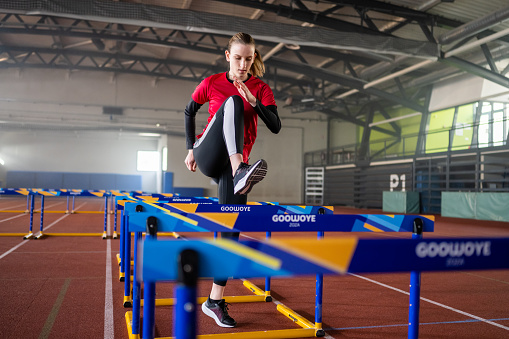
<box><xmin>184</xmin><ymin>99</ymin><xmax>203</xmax><ymax>149</ymax></box>
<box><xmin>254</xmin><ymin>100</ymin><xmax>281</xmax><ymax>134</ymax></box>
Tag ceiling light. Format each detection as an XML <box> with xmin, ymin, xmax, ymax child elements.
<box><xmin>138</xmin><ymin>133</ymin><xmax>161</xmax><ymax>137</ymax></box>
<box><xmin>0</xmin><ymin>157</ymin><xmax>5</xmax><ymax>166</ymax></box>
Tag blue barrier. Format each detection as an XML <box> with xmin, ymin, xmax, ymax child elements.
<box><xmin>122</xmin><ymin>200</ymin><xmax>434</xmax><ymax>339</ymax></box>
<box><xmin>140</xmin><ymin>236</ymin><xmax>509</xmax><ymax>339</ymax></box>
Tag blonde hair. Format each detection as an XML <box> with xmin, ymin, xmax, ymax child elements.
<box><xmin>227</xmin><ymin>32</ymin><xmax>265</xmax><ymax>77</ymax></box>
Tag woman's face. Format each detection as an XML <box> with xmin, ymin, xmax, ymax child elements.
<box><xmin>225</xmin><ymin>42</ymin><xmax>256</xmax><ymax>81</ymax></box>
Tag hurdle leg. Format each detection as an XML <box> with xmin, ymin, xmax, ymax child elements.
<box><xmin>174</xmin><ymin>249</ymin><xmax>199</xmax><ymax>339</ymax></box>
<box><xmin>264</xmin><ymin>231</ymin><xmax>272</xmax><ymax>301</ymax></box>
<box><xmin>141</xmin><ymin>216</ymin><xmax>158</xmax><ymax>339</ymax></box>
<box><xmin>25</xmin><ymin>194</ymin><xmax>30</xmax><ymax>213</ymax></box>
<box><xmin>24</xmin><ymin>194</ymin><xmax>35</xmax><ymax>239</ymax></box>
<box><xmin>124</xmin><ymin>213</ymin><xmax>132</xmax><ymax>307</ymax></box>
<box><xmin>315</xmin><ymin>231</ymin><xmax>325</xmax><ymax>337</ymax></box>
<box><xmin>131</xmin><ymin>232</ymin><xmax>142</xmax><ymax>336</ymax></box>
<box><xmin>102</xmin><ymin>195</ymin><xmax>108</xmax><ymax>239</ymax></box>
<box><xmin>35</xmin><ymin>195</ymin><xmax>45</xmax><ymax>239</ymax></box>
<box><xmin>66</xmin><ymin>196</ymin><xmax>70</xmax><ymax>214</ymax></box>
<box><xmin>408</xmin><ymin>219</ymin><xmax>423</xmax><ymax>339</ymax></box>
<box><xmin>113</xmin><ymin>199</ymin><xmax>118</xmax><ymax>239</ymax></box>
<box><xmin>119</xmin><ymin>209</ymin><xmax>126</xmax><ymax>282</ymax></box>
<box><xmin>72</xmin><ymin>196</ymin><xmax>75</xmax><ymax>213</ymax></box>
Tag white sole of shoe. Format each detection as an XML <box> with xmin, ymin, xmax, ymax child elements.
<box><xmin>201</xmin><ymin>302</ymin><xmax>235</xmax><ymax>328</ymax></box>
<box><xmin>234</xmin><ymin>159</ymin><xmax>267</xmax><ymax>195</ymax></box>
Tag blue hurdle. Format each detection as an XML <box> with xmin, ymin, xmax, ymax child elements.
<box><xmin>123</xmin><ymin>200</ymin><xmax>434</xmax><ymax>338</ymax></box>
<box><xmin>140</xmin><ymin>234</ymin><xmax>509</xmax><ymax>339</ymax></box>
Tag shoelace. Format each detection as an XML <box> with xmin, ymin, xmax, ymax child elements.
<box><xmin>221</xmin><ymin>302</ymin><xmax>232</xmax><ymax>317</ymax></box>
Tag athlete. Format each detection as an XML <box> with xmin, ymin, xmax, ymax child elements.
<box><xmin>184</xmin><ymin>32</ymin><xmax>281</xmax><ymax>327</ymax></box>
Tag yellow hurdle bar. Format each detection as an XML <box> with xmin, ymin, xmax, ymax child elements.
<box><xmin>157</xmin><ymin>328</ymin><xmax>317</xmax><ymax>339</ymax></box>
<box><xmin>125</xmin><ymin>311</ymin><xmax>140</xmax><ymax>339</ymax></box>
<box><xmin>0</xmin><ymin>233</ymin><xmax>30</xmax><ymax>237</ymax></box>
<box><xmin>276</xmin><ymin>303</ymin><xmax>315</xmax><ymax>329</ymax></box>
<box><xmin>243</xmin><ymin>280</ymin><xmax>266</xmax><ymax>296</ymax></box>
<box><xmin>34</xmin><ymin>233</ymin><xmax>106</xmax><ymax>237</ymax></box>
<box><xmin>0</xmin><ymin>210</ymin><xmax>28</xmax><ymax>213</ymax></box>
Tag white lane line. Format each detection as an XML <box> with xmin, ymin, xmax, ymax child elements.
<box><xmin>38</xmin><ymin>202</ymin><xmax>86</xmax><ymax>232</ymax></box>
<box><xmin>104</xmin><ymin>213</ymin><xmax>114</xmax><ymax>339</ymax></box>
<box><xmin>350</xmin><ymin>273</ymin><xmax>509</xmax><ymax>331</ymax></box>
<box><xmin>0</xmin><ymin>240</ymin><xmax>29</xmax><ymax>260</ymax></box>
<box><xmin>0</xmin><ymin>213</ymin><xmax>26</xmax><ymax>223</ymax></box>
<box><xmin>0</xmin><ymin>203</ymin><xmax>82</xmax><ymax>259</ymax></box>
<box><xmin>0</xmin><ymin>202</ymin><xmax>27</xmax><ymax>211</ymax></box>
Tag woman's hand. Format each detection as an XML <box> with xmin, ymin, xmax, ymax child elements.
<box><xmin>233</xmin><ymin>77</ymin><xmax>256</xmax><ymax>107</ymax></box>
<box><xmin>184</xmin><ymin>149</ymin><xmax>197</xmax><ymax>172</ymax></box>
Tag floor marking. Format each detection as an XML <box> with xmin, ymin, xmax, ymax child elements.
<box><xmin>0</xmin><ymin>207</ymin><xmax>76</xmax><ymax>259</ymax></box>
<box><xmin>38</xmin><ymin>278</ymin><xmax>71</xmax><ymax>339</ymax></box>
<box><xmin>324</xmin><ymin>317</ymin><xmax>509</xmax><ymax>331</ymax></box>
<box><xmin>0</xmin><ymin>202</ymin><xmax>27</xmax><ymax>210</ymax></box>
<box><xmin>0</xmin><ymin>240</ymin><xmax>29</xmax><ymax>260</ymax></box>
<box><xmin>38</xmin><ymin>201</ymin><xmax>86</xmax><ymax>232</ymax></box>
<box><xmin>104</xmin><ymin>214</ymin><xmax>114</xmax><ymax>339</ymax></box>
<box><xmin>463</xmin><ymin>272</ymin><xmax>509</xmax><ymax>285</ymax></box>
<box><xmin>350</xmin><ymin>273</ymin><xmax>509</xmax><ymax>331</ymax></box>
<box><xmin>0</xmin><ymin>213</ymin><xmax>26</xmax><ymax>223</ymax></box>
<box><xmin>11</xmin><ymin>251</ymin><xmax>107</xmax><ymax>254</ymax></box>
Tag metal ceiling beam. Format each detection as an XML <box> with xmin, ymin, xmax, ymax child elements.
<box><xmin>0</xmin><ymin>0</ymin><xmax>438</xmax><ymax>58</ymax></box>
<box><xmin>439</xmin><ymin>56</ymin><xmax>509</xmax><ymax>89</ymax></box>
<box><xmin>0</xmin><ymin>45</ymin><xmax>314</xmax><ymax>92</ymax></box>
<box><xmin>321</xmin><ymin>108</ymin><xmax>400</xmax><ymax>138</ymax></box>
<box><xmin>214</xmin><ymin>0</ymin><xmax>390</xmax><ymax>36</ymax></box>
<box><xmin>0</xmin><ymin>14</ymin><xmax>417</xmax><ymax>68</ymax></box>
<box><xmin>268</xmin><ymin>57</ymin><xmax>425</xmax><ymax>112</ymax></box>
<box><xmin>325</xmin><ymin>0</ymin><xmax>436</xmax><ymax>25</ymax></box>
<box><xmin>0</xmin><ymin>19</ymin><xmax>385</xmax><ymax>67</ymax></box>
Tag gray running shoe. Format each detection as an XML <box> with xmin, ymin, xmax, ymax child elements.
<box><xmin>233</xmin><ymin>159</ymin><xmax>268</xmax><ymax>195</ymax></box>
<box><xmin>201</xmin><ymin>298</ymin><xmax>237</xmax><ymax>328</ymax></box>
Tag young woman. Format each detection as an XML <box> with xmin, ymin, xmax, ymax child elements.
<box><xmin>184</xmin><ymin>32</ymin><xmax>281</xmax><ymax>327</ymax></box>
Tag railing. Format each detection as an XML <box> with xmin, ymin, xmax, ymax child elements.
<box><xmin>305</xmin><ymin>117</ymin><xmax>508</xmax><ymax>167</ymax></box>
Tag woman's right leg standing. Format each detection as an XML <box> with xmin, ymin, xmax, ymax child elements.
<box><xmin>193</xmin><ymin>95</ymin><xmax>246</xmax><ymax>328</ymax></box>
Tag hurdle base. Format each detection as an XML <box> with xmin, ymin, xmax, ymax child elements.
<box><xmin>277</xmin><ymin>303</ymin><xmax>315</xmax><ymax>329</ymax></box>
<box><xmin>315</xmin><ymin>329</ymin><xmax>325</xmax><ymax>337</ymax></box>
<box><xmin>116</xmin><ymin>253</ymin><xmax>121</xmax><ymax>265</ymax></box>
<box><xmin>34</xmin><ymin>233</ymin><xmax>105</xmax><ymax>237</ymax></box>
<box><xmin>125</xmin><ymin>311</ymin><xmax>140</xmax><ymax>339</ymax></box>
<box><xmin>243</xmin><ymin>279</ymin><xmax>272</xmax><ymax>302</ymax></box>
<box><xmin>23</xmin><ymin>232</ymin><xmax>34</xmax><ymax>240</ymax></box>
<box><xmin>0</xmin><ymin>233</ymin><xmax>30</xmax><ymax>237</ymax></box>
<box><xmin>124</xmin><ymin>295</ymin><xmax>133</xmax><ymax>308</ymax></box>
<box><xmin>113</xmin><ymin>231</ymin><xmax>118</xmax><ymax>239</ymax></box>
<box><xmin>35</xmin><ymin>232</ymin><xmax>45</xmax><ymax>240</ymax></box>
<box><xmin>102</xmin><ymin>231</ymin><xmax>107</xmax><ymax>239</ymax></box>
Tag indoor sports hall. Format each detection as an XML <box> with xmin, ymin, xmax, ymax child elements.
<box><xmin>1</xmin><ymin>1</ymin><xmax>508</xmax><ymax>338</ymax></box>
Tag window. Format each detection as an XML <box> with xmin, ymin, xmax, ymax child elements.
<box><xmin>161</xmin><ymin>147</ymin><xmax>168</xmax><ymax>171</ymax></box>
<box><xmin>477</xmin><ymin>102</ymin><xmax>508</xmax><ymax>148</ymax></box>
<box><xmin>137</xmin><ymin>151</ymin><xmax>159</xmax><ymax>171</ymax></box>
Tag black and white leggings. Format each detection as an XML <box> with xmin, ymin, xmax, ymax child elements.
<box><xmin>193</xmin><ymin>95</ymin><xmax>246</xmax><ymax>286</ymax></box>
